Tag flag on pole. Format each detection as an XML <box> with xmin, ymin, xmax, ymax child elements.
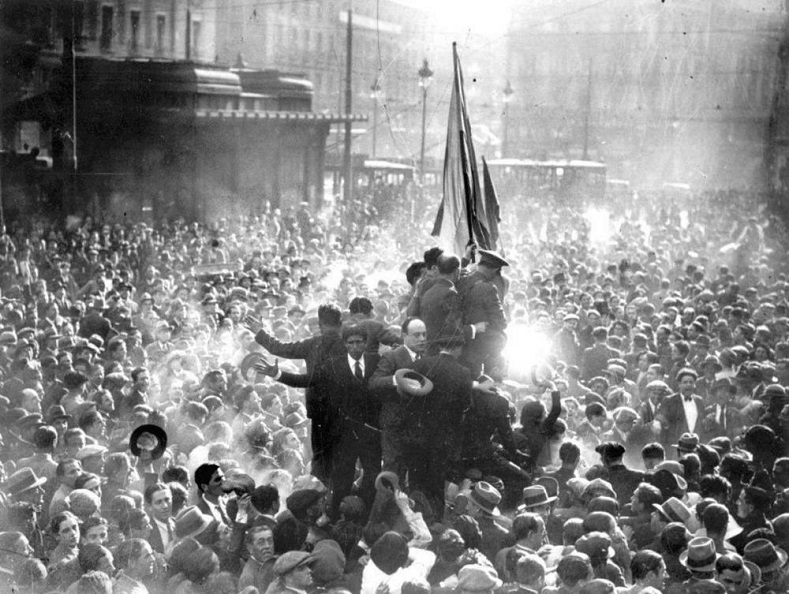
<box><xmin>432</xmin><ymin>43</ymin><xmax>490</xmax><ymax>255</ymax></box>
<box><xmin>481</xmin><ymin>156</ymin><xmax>501</xmax><ymax>250</ymax></box>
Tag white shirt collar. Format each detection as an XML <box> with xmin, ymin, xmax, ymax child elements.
<box><xmin>348</xmin><ymin>354</ymin><xmax>364</xmax><ymax>374</ymax></box>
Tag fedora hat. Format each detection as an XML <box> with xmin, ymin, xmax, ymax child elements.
<box><xmin>375</xmin><ymin>470</ymin><xmax>400</xmax><ymax>493</ymax></box>
<box><xmin>45</xmin><ymin>405</ymin><xmax>71</xmax><ymax>424</ymax></box>
<box><xmin>467</xmin><ymin>481</ymin><xmax>502</xmax><ymax>516</ymax></box>
<box><xmin>129</xmin><ymin>424</ymin><xmax>167</xmax><ymax>460</ymax></box>
<box><xmin>653</xmin><ymin>497</ymin><xmax>691</xmax><ymax>525</ymax></box>
<box><xmin>174</xmin><ymin>506</ymin><xmax>213</xmax><ymax>539</ymax></box>
<box><xmin>3</xmin><ymin>467</ymin><xmax>47</xmax><ymax>498</ymax></box>
<box><xmin>520</xmin><ymin>485</ymin><xmax>557</xmax><ymax>509</ymax></box>
<box><xmin>394</xmin><ymin>369</ymin><xmax>434</xmax><ymax>397</ymax></box>
<box><xmin>239</xmin><ymin>352</ymin><xmax>272</xmax><ymax>383</ymax></box>
<box><xmin>649</xmin><ymin>468</ymin><xmax>688</xmax><ymax>499</ymax></box>
<box><xmin>680</xmin><ymin>536</ymin><xmax>719</xmax><ymax>572</ymax></box>
<box><xmin>744</xmin><ymin>538</ymin><xmax>789</xmax><ymax>574</ymax></box>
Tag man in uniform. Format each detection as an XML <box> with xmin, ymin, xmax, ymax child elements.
<box><xmin>458</xmin><ymin>249</ymin><xmax>509</xmax><ymax>379</ymax></box>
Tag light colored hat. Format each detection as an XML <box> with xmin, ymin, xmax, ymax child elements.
<box><xmin>457</xmin><ymin>564</ymin><xmax>503</xmax><ymax>591</ymax></box>
<box><xmin>174</xmin><ymin>506</ymin><xmax>213</xmax><ymax>539</ymax></box>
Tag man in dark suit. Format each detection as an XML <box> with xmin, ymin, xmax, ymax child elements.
<box><xmin>581</xmin><ymin>327</ymin><xmax>619</xmax><ymax>382</ymax></box>
<box><xmin>655</xmin><ymin>367</ymin><xmax>705</xmax><ymax>458</ymax></box>
<box><xmin>257</xmin><ymin>324</ymin><xmax>381</xmax><ymax>520</ymax></box>
<box><xmin>144</xmin><ymin>482</ymin><xmax>175</xmax><ymax>554</ymax></box>
<box><xmin>347</xmin><ymin>296</ymin><xmax>401</xmax><ymax>354</ymax></box>
<box><xmin>594</xmin><ymin>442</ymin><xmax>645</xmax><ymax>507</ymax></box>
<box><xmin>699</xmin><ymin>377</ymin><xmax>742</xmax><ymax>441</ymax></box>
<box><xmin>405</xmin><ymin>331</ymin><xmax>474</xmax><ymax>513</ymax></box>
<box><xmin>253</xmin><ymin>303</ymin><xmax>347</xmax><ymax>482</ymax></box>
<box><xmin>416</xmin><ymin>253</ymin><xmax>466</xmax><ymax>346</ymax></box>
<box><xmin>369</xmin><ymin>316</ymin><xmax>427</xmax><ymax>481</ymax></box>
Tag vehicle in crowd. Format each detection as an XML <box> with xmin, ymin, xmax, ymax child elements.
<box><xmin>485</xmin><ymin>158</ymin><xmax>608</xmax><ymax>205</ymax></box>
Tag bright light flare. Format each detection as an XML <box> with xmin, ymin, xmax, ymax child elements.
<box><xmin>503</xmin><ymin>325</ymin><xmax>553</xmax><ymax>384</ymax></box>
<box><xmin>584</xmin><ymin>206</ymin><xmax>612</xmax><ymax>247</ymax></box>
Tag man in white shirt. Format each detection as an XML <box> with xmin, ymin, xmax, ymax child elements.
<box><xmin>144</xmin><ymin>483</ymin><xmax>174</xmax><ymax>554</ymax></box>
<box><xmin>361</xmin><ymin>531</ymin><xmax>435</xmax><ymax>594</ymax></box>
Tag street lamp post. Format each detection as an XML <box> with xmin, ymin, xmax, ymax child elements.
<box><xmin>502</xmin><ymin>80</ymin><xmax>514</xmax><ymax>158</ymax></box>
<box><xmin>418</xmin><ymin>59</ymin><xmax>433</xmax><ymax>184</ymax></box>
<box><xmin>370</xmin><ymin>79</ymin><xmax>381</xmax><ymax>158</ymax></box>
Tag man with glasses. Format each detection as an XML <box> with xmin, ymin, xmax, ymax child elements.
<box><xmin>194</xmin><ymin>463</ymin><xmax>230</xmax><ymax>527</ymax></box>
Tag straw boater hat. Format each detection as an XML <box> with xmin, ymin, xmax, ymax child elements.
<box><xmin>653</xmin><ymin>497</ymin><xmax>692</xmax><ymax>526</ymax></box>
<box><xmin>457</xmin><ymin>564</ymin><xmax>503</xmax><ymax>592</ymax></box>
<box><xmin>3</xmin><ymin>468</ymin><xmax>47</xmax><ymax>498</ymax></box>
<box><xmin>394</xmin><ymin>369</ymin><xmax>433</xmax><ymax>396</ymax></box>
<box><xmin>680</xmin><ymin>537</ymin><xmax>720</xmax><ymax>573</ymax></box>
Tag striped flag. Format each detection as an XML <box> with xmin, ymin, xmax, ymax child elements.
<box><xmin>481</xmin><ymin>156</ymin><xmax>501</xmax><ymax>250</ymax></box>
<box><xmin>431</xmin><ymin>43</ymin><xmax>490</xmax><ymax>255</ymax></box>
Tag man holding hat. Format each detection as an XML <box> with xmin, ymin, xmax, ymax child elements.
<box><xmin>369</xmin><ymin>316</ymin><xmax>428</xmax><ymax>481</ymax></box>
<box><xmin>457</xmin><ymin>248</ymin><xmax>509</xmax><ymax>378</ymax></box>
<box><xmin>406</xmin><ymin>328</ymin><xmax>474</xmax><ymax>514</ymax></box>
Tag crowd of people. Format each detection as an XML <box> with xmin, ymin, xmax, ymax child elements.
<box><xmin>0</xmin><ymin>188</ymin><xmax>787</xmax><ymax>594</ymax></box>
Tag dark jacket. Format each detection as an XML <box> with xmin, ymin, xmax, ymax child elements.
<box><xmin>255</xmin><ymin>328</ymin><xmax>346</xmax><ymax>419</ymax></box>
<box><xmin>277</xmin><ymin>352</ymin><xmax>382</xmax><ymax>435</ymax></box>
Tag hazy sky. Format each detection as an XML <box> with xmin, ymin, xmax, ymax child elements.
<box><xmin>392</xmin><ymin>0</ymin><xmax>513</xmax><ymax>35</ymax></box>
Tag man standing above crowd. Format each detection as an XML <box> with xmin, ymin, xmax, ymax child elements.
<box><xmin>253</xmin><ymin>303</ymin><xmax>347</xmax><ymax>483</ymax></box>
<box><xmin>257</xmin><ymin>325</ymin><xmax>381</xmax><ymax>520</ymax></box>
<box><xmin>369</xmin><ymin>316</ymin><xmax>427</xmax><ymax>480</ymax></box>
<box><xmin>458</xmin><ymin>249</ymin><xmax>509</xmax><ymax>379</ymax></box>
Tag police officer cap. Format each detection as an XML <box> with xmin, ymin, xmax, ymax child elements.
<box><xmin>477</xmin><ymin>249</ymin><xmax>509</xmax><ymax>269</ymax></box>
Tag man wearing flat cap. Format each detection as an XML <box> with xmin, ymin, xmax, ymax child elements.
<box><xmin>457</xmin><ymin>249</ymin><xmax>509</xmax><ymax>378</ymax></box>
<box><xmin>268</xmin><ymin>551</ymin><xmax>315</xmax><ymax>594</ymax></box>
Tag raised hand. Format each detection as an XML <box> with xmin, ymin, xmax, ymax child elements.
<box><xmin>253</xmin><ymin>357</ymin><xmax>279</xmax><ymax>377</ymax></box>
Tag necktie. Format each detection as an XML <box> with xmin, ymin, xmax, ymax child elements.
<box><xmin>355</xmin><ymin>361</ymin><xmax>363</xmax><ymax>381</ymax></box>
<box><xmin>684</xmin><ymin>396</ymin><xmax>693</xmax><ymax>402</ymax></box>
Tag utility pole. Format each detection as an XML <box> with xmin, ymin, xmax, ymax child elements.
<box><xmin>343</xmin><ymin>10</ymin><xmax>353</xmax><ymax>205</ymax></box>
<box><xmin>185</xmin><ymin>7</ymin><xmax>191</xmax><ymax>60</ymax></box>
<box><xmin>582</xmin><ymin>57</ymin><xmax>592</xmax><ymax>160</ymax></box>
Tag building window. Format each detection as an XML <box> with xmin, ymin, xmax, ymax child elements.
<box><xmin>192</xmin><ymin>20</ymin><xmax>201</xmax><ymax>58</ymax></box>
<box><xmin>156</xmin><ymin>15</ymin><xmax>166</xmax><ymax>55</ymax></box>
<box><xmin>86</xmin><ymin>0</ymin><xmax>99</xmax><ymax>40</ymax></box>
<box><xmin>130</xmin><ymin>10</ymin><xmax>140</xmax><ymax>53</ymax></box>
<box><xmin>100</xmin><ymin>5</ymin><xmax>113</xmax><ymax>51</ymax></box>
